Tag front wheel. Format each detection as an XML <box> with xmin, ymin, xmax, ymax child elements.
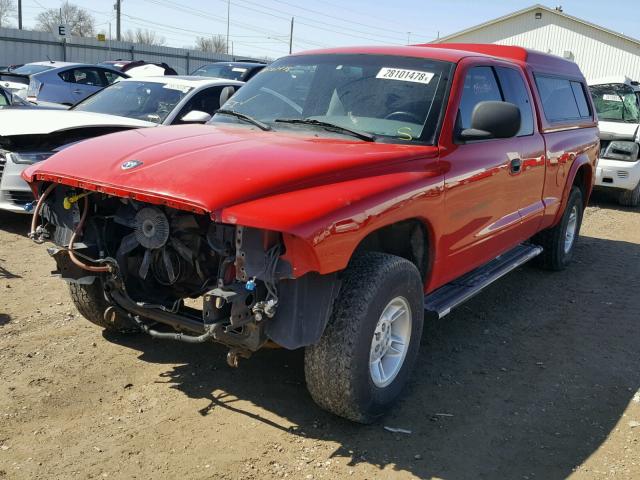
<box><xmin>304</xmin><ymin>252</ymin><xmax>424</xmax><ymax>423</ymax></box>
<box><xmin>69</xmin><ymin>279</ymin><xmax>138</xmax><ymax>333</ymax></box>
<box><xmin>534</xmin><ymin>186</ymin><xmax>584</xmax><ymax>271</ymax></box>
<box><xmin>618</xmin><ymin>181</ymin><xmax>640</xmax><ymax>207</ymax></box>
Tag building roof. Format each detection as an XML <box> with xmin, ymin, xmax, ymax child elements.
<box><xmin>433</xmin><ymin>4</ymin><xmax>640</xmax><ymax>49</ymax></box>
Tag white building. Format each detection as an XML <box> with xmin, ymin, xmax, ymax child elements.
<box><xmin>433</xmin><ymin>4</ymin><xmax>640</xmax><ymax>81</ymax></box>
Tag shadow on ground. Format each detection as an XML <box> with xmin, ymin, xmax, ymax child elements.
<box><xmin>105</xmin><ymin>231</ymin><xmax>640</xmax><ymax>480</ymax></box>
<box><xmin>0</xmin><ymin>211</ymin><xmax>31</xmax><ymax>237</ymax></box>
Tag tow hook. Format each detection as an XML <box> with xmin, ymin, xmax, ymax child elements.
<box><xmin>226</xmin><ymin>347</ymin><xmax>252</xmax><ymax>368</ymax></box>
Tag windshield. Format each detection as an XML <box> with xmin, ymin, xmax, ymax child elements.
<box><xmin>72</xmin><ymin>81</ymin><xmax>192</xmax><ymax>123</ymax></box>
<box><xmin>209</xmin><ymin>54</ymin><xmax>452</xmax><ymax>144</ymax></box>
<box><xmin>192</xmin><ymin>64</ymin><xmax>248</xmax><ymax>80</ymax></box>
<box><xmin>12</xmin><ymin>64</ymin><xmax>55</xmax><ymax>75</ymax></box>
<box><xmin>590</xmin><ymin>83</ymin><xmax>640</xmax><ymax>123</ymax></box>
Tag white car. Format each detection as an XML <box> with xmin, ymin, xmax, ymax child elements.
<box><xmin>589</xmin><ymin>76</ymin><xmax>640</xmax><ymax>206</ymax></box>
<box><xmin>0</xmin><ymin>76</ymin><xmax>242</xmax><ymax>213</ymax></box>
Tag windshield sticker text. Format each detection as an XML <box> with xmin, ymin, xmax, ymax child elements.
<box><xmin>602</xmin><ymin>94</ymin><xmax>622</xmax><ymax>102</ymax></box>
<box><xmin>162</xmin><ymin>84</ymin><xmax>191</xmax><ymax>93</ymax></box>
<box><xmin>376</xmin><ymin>68</ymin><xmax>434</xmax><ymax>84</ymax></box>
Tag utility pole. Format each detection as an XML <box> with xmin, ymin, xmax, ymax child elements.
<box><xmin>289</xmin><ymin>17</ymin><xmax>294</xmax><ymax>54</ymax></box>
<box><xmin>226</xmin><ymin>0</ymin><xmax>230</xmax><ymax>55</ymax></box>
<box><xmin>407</xmin><ymin>32</ymin><xmax>411</xmax><ymax>44</ymax></box>
<box><xmin>18</xmin><ymin>0</ymin><xmax>22</xmax><ymax>29</ymax></box>
<box><xmin>116</xmin><ymin>0</ymin><xmax>121</xmax><ymax>41</ymax></box>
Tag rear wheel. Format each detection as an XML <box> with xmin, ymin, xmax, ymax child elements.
<box><xmin>69</xmin><ymin>280</ymin><xmax>138</xmax><ymax>332</ymax></box>
<box><xmin>534</xmin><ymin>186</ymin><xmax>584</xmax><ymax>271</ymax></box>
<box><xmin>304</xmin><ymin>252</ymin><xmax>424</xmax><ymax>423</ymax></box>
<box><xmin>618</xmin><ymin>181</ymin><xmax>640</xmax><ymax>207</ymax></box>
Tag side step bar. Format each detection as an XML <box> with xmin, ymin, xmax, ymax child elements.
<box><xmin>424</xmin><ymin>244</ymin><xmax>543</xmax><ymax>319</ymax></box>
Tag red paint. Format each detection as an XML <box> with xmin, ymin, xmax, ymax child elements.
<box><xmin>24</xmin><ymin>44</ymin><xmax>598</xmax><ymax>293</ymax></box>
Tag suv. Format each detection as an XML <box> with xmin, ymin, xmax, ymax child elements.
<box><xmin>588</xmin><ymin>77</ymin><xmax>640</xmax><ymax>206</ymax></box>
<box><xmin>24</xmin><ymin>44</ymin><xmax>598</xmax><ymax>423</ymax></box>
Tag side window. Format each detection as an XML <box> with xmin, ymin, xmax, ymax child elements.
<box><xmin>102</xmin><ymin>69</ymin><xmax>125</xmax><ymax>85</ymax></box>
<box><xmin>61</xmin><ymin>68</ymin><xmax>105</xmax><ymax>87</ymax></box>
<box><xmin>570</xmin><ymin>81</ymin><xmax>591</xmax><ymax>118</ymax></box>
<box><xmin>174</xmin><ymin>86</ymin><xmax>236</xmax><ymax>124</ymax></box>
<box><xmin>495</xmin><ymin>67</ymin><xmax>534</xmax><ymax>136</ymax></box>
<box><xmin>535</xmin><ymin>75</ymin><xmax>590</xmax><ymax>122</ymax></box>
<box><xmin>0</xmin><ymin>89</ymin><xmax>9</xmax><ymax>106</ymax></box>
<box><xmin>457</xmin><ymin>66</ymin><xmax>502</xmax><ymax>131</ymax></box>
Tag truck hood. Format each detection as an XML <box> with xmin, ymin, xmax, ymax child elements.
<box><xmin>25</xmin><ymin>124</ymin><xmax>438</xmax><ymax>215</ymax></box>
<box><xmin>0</xmin><ymin>109</ymin><xmax>156</xmax><ymax>136</ymax></box>
<box><xmin>598</xmin><ymin>120</ymin><xmax>640</xmax><ymax>142</ymax></box>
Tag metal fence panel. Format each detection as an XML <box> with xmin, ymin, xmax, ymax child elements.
<box><xmin>0</xmin><ymin>27</ymin><xmax>262</xmax><ymax>74</ymax></box>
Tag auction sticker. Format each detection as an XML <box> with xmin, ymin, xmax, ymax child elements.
<box><xmin>602</xmin><ymin>94</ymin><xmax>622</xmax><ymax>102</ymax></box>
<box><xmin>376</xmin><ymin>68</ymin><xmax>434</xmax><ymax>84</ymax></box>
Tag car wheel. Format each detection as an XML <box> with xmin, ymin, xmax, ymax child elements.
<box><xmin>618</xmin><ymin>181</ymin><xmax>640</xmax><ymax>207</ymax></box>
<box><xmin>304</xmin><ymin>252</ymin><xmax>424</xmax><ymax>423</ymax></box>
<box><xmin>534</xmin><ymin>186</ymin><xmax>584</xmax><ymax>271</ymax></box>
<box><xmin>69</xmin><ymin>279</ymin><xmax>138</xmax><ymax>333</ymax></box>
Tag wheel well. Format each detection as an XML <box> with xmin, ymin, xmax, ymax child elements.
<box><xmin>354</xmin><ymin>219</ymin><xmax>430</xmax><ymax>280</ymax></box>
<box><xmin>573</xmin><ymin>164</ymin><xmax>592</xmax><ymax>205</ymax></box>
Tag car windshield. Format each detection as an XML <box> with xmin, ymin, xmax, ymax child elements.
<box><xmin>192</xmin><ymin>64</ymin><xmax>248</xmax><ymax>80</ymax></box>
<box><xmin>72</xmin><ymin>80</ymin><xmax>193</xmax><ymax>123</ymax></box>
<box><xmin>12</xmin><ymin>64</ymin><xmax>55</xmax><ymax>75</ymax></box>
<box><xmin>590</xmin><ymin>83</ymin><xmax>640</xmax><ymax>123</ymax></box>
<box><xmin>209</xmin><ymin>54</ymin><xmax>452</xmax><ymax>144</ymax></box>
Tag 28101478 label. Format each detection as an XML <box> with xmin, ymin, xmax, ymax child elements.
<box><xmin>376</xmin><ymin>68</ymin><xmax>434</xmax><ymax>84</ymax></box>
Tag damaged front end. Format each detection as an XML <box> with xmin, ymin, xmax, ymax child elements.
<box><xmin>30</xmin><ymin>183</ymin><xmax>339</xmax><ymax>366</ymax></box>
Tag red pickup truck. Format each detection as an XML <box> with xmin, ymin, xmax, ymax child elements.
<box><xmin>24</xmin><ymin>44</ymin><xmax>599</xmax><ymax>423</ymax></box>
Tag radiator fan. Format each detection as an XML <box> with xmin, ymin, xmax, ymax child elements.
<box><xmin>115</xmin><ymin>205</ymin><xmax>199</xmax><ymax>285</ymax></box>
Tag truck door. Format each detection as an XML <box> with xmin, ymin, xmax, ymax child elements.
<box><xmin>437</xmin><ymin>62</ymin><xmax>545</xmax><ymax>284</ymax></box>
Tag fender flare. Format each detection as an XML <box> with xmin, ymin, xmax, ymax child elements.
<box><xmin>552</xmin><ymin>154</ymin><xmax>594</xmax><ymax>226</ymax></box>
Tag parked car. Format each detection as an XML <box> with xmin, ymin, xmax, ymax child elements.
<box><xmin>0</xmin><ymin>76</ymin><xmax>242</xmax><ymax>212</ymax></box>
<box><xmin>588</xmin><ymin>76</ymin><xmax>640</xmax><ymax>206</ymax></box>
<box><xmin>24</xmin><ymin>44</ymin><xmax>598</xmax><ymax>423</ymax></box>
<box><xmin>191</xmin><ymin>61</ymin><xmax>266</xmax><ymax>81</ymax></box>
<box><xmin>0</xmin><ymin>86</ymin><xmax>31</xmax><ymax>108</ymax></box>
<box><xmin>7</xmin><ymin>61</ymin><xmax>129</xmax><ymax>106</ymax></box>
<box><xmin>99</xmin><ymin>60</ymin><xmax>178</xmax><ymax>77</ymax></box>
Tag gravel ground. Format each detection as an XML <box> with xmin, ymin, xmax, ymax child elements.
<box><xmin>0</xmin><ymin>191</ymin><xmax>639</xmax><ymax>480</ymax></box>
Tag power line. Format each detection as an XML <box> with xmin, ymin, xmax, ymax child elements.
<box><xmin>225</xmin><ymin>0</ymin><xmax>404</xmax><ymax>44</ymax></box>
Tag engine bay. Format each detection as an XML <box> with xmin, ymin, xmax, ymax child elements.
<box><xmin>32</xmin><ymin>184</ymin><xmax>288</xmax><ymax>364</ymax></box>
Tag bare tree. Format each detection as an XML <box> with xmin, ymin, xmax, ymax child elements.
<box><xmin>0</xmin><ymin>0</ymin><xmax>16</xmax><ymax>28</ymax></box>
<box><xmin>35</xmin><ymin>1</ymin><xmax>95</xmax><ymax>37</ymax></box>
<box><xmin>123</xmin><ymin>28</ymin><xmax>165</xmax><ymax>46</ymax></box>
<box><xmin>195</xmin><ymin>35</ymin><xmax>227</xmax><ymax>54</ymax></box>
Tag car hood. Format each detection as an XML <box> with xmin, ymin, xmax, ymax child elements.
<box><xmin>598</xmin><ymin>120</ymin><xmax>639</xmax><ymax>142</ymax></box>
<box><xmin>0</xmin><ymin>109</ymin><xmax>156</xmax><ymax>136</ymax></box>
<box><xmin>25</xmin><ymin>124</ymin><xmax>438</xmax><ymax>215</ymax></box>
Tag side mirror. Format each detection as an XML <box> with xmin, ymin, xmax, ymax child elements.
<box><xmin>180</xmin><ymin>110</ymin><xmax>212</xmax><ymax>123</ymax></box>
<box><xmin>459</xmin><ymin>101</ymin><xmax>521</xmax><ymax>141</ymax></box>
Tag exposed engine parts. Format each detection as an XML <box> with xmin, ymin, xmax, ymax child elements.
<box><xmin>30</xmin><ymin>184</ymin><xmax>293</xmax><ymax>364</ymax></box>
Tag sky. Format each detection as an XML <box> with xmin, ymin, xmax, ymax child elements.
<box><xmin>13</xmin><ymin>0</ymin><xmax>640</xmax><ymax>59</ymax></box>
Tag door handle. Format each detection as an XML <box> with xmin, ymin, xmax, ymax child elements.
<box><xmin>508</xmin><ymin>153</ymin><xmax>522</xmax><ymax>174</ymax></box>
<box><xmin>72</xmin><ymin>89</ymin><xmax>82</xmax><ymax>94</ymax></box>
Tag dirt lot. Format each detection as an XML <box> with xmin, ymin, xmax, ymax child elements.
<box><xmin>1</xmin><ymin>192</ymin><xmax>639</xmax><ymax>480</ymax></box>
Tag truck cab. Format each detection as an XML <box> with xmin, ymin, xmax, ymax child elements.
<box><xmin>588</xmin><ymin>76</ymin><xmax>640</xmax><ymax>206</ymax></box>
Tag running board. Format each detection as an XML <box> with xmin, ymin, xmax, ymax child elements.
<box><xmin>424</xmin><ymin>244</ymin><xmax>543</xmax><ymax>319</ymax></box>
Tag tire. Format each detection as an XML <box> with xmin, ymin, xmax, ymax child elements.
<box><xmin>304</xmin><ymin>252</ymin><xmax>424</xmax><ymax>423</ymax></box>
<box><xmin>534</xmin><ymin>186</ymin><xmax>584</xmax><ymax>271</ymax></box>
<box><xmin>618</xmin><ymin>181</ymin><xmax>640</xmax><ymax>207</ymax></box>
<box><xmin>69</xmin><ymin>279</ymin><xmax>138</xmax><ymax>332</ymax></box>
